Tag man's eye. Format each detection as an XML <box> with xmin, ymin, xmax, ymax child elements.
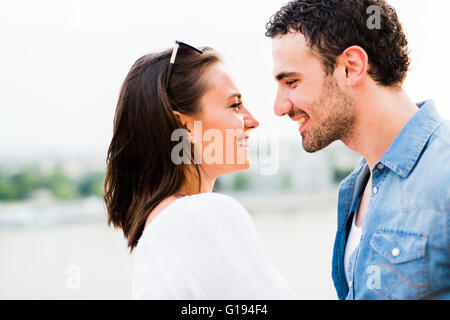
<box><xmin>230</xmin><ymin>102</ymin><xmax>242</xmax><ymax>110</ymax></box>
<box><xmin>286</xmin><ymin>80</ymin><xmax>298</xmax><ymax>87</ymax></box>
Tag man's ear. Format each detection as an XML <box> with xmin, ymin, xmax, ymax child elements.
<box><xmin>339</xmin><ymin>45</ymin><xmax>369</xmax><ymax>87</ymax></box>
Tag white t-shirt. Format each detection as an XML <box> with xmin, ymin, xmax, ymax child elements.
<box><xmin>132</xmin><ymin>192</ymin><xmax>295</xmax><ymax>300</ymax></box>
<box><xmin>343</xmin><ymin>212</ymin><xmax>362</xmax><ymax>284</ymax></box>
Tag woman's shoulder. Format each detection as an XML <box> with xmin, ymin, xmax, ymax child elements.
<box><xmin>178</xmin><ymin>191</ymin><xmax>241</xmax><ymax>205</ymax></box>
<box><xmin>167</xmin><ymin>192</ymin><xmax>248</xmax><ymax>219</ymax></box>
<box><xmin>140</xmin><ymin>192</ymin><xmax>254</xmax><ymax>244</ymax></box>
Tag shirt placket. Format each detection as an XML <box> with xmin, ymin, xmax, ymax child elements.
<box><xmin>371</xmin><ymin>163</ymin><xmax>386</xmax><ymax>198</ymax></box>
<box><xmin>349</xmin><ymin>163</ymin><xmax>386</xmax><ymax>299</ymax></box>
<box><xmin>348</xmin><ymin>162</ymin><xmax>387</xmax><ymax>299</ymax></box>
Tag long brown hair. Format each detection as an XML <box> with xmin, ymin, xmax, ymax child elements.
<box><xmin>104</xmin><ymin>46</ymin><xmax>220</xmax><ymax>252</ymax></box>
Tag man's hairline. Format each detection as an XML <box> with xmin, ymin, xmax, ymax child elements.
<box><xmin>271</xmin><ymin>30</ymin><xmax>335</xmax><ymax>81</ymax></box>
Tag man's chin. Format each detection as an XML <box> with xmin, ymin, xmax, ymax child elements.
<box><xmin>300</xmin><ymin>132</ymin><xmax>315</xmax><ymax>153</ymax></box>
<box><xmin>302</xmin><ymin>143</ymin><xmax>320</xmax><ymax>153</ymax></box>
<box><xmin>301</xmin><ymin>135</ymin><xmax>332</xmax><ymax>153</ymax></box>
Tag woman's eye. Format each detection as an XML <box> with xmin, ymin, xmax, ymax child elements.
<box><xmin>230</xmin><ymin>102</ymin><xmax>242</xmax><ymax>111</ymax></box>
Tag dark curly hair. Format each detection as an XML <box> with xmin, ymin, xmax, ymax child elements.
<box><xmin>265</xmin><ymin>0</ymin><xmax>410</xmax><ymax>87</ymax></box>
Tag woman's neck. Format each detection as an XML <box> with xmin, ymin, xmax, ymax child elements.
<box><xmin>177</xmin><ymin>165</ymin><xmax>216</xmax><ymax>195</ymax></box>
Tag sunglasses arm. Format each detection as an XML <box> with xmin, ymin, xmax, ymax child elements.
<box><xmin>165</xmin><ymin>43</ymin><xmax>180</xmax><ymax>89</ymax></box>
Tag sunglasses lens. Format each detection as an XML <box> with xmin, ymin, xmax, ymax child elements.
<box><xmin>176</xmin><ymin>42</ymin><xmax>203</xmax><ymax>60</ymax></box>
<box><xmin>166</xmin><ymin>41</ymin><xmax>203</xmax><ymax>89</ymax></box>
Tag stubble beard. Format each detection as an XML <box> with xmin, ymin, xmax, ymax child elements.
<box><xmin>301</xmin><ymin>76</ymin><xmax>356</xmax><ymax>153</ymax></box>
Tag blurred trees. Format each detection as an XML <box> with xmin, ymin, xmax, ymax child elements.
<box><xmin>41</xmin><ymin>167</ymin><xmax>80</xmax><ymax>199</ymax></box>
<box><xmin>0</xmin><ymin>166</ymin><xmax>105</xmax><ymax>201</ymax></box>
<box><xmin>77</xmin><ymin>171</ymin><xmax>105</xmax><ymax>197</ymax></box>
<box><xmin>0</xmin><ymin>163</ymin><xmax>355</xmax><ymax>202</ymax></box>
<box><xmin>232</xmin><ymin>172</ymin><xmax>251</xmax><ymax>191</ymax></box>
<box><xmin>331</xmin><ymin>166</ymin><xmax>354</xmax><ymax>183</ymax></box>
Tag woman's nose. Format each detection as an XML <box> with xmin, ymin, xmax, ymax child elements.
<box><xmin>244</xmin><ymin>110</ymin><xmax>259</xmax><ymax>130</ymax></box>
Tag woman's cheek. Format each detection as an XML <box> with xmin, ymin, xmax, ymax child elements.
<box><xmin>235</xmin><ymin>112</ymin><xmax>244</xmax><ymax>127</ymax></box>
<box><xmin>196</xmin><ymin>111</ymin><xmax>245</xmax><ymax>166</ymax></box>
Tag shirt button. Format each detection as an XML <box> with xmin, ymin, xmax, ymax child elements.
<box><xmin>377</xmin><ymin>163</ymin><xmax>384</xmax><ymax>170</ymax></box>
<box><xmin>392</xmin><ymin>248</ymin><xmax>400</xmax><ymax>257</ymax></box>
<box><xmin>373</xmin><ymin>187</ymin><xmax>378</xmax><ymax>194</ymax></box>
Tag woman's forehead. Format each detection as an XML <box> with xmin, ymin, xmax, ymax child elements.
<box><xmin>203</xmin><ymin>63</ymin><xmax>240</xmax><ymax>101</ymax></box>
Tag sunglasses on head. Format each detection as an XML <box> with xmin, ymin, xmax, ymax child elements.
<box><xmin>165</xmin><ymin>40</ymin><xmax>203</xmax><ymax>89</ymax></box>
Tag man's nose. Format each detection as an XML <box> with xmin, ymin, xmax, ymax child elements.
<box><xmin>273</xmin><ymin>86</ymin><xmax>292</xmax><ymax>117</ymax></box>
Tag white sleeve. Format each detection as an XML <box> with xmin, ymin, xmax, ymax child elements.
<box><xmin>133</xmin><ymin>193</ymin><xmax>295</xmax><ymax>300</ymax></box>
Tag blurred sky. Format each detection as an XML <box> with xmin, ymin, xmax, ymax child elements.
<box><xmin>1</xmin><ymin>0</ymin><xmax>449</xmax><ymax>159</ymax></box>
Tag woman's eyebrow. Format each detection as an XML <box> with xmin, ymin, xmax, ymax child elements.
<box><xmin>228</xmin><ymin>93</ymin><xmax>242</xmax><ymax>100</ymax></box>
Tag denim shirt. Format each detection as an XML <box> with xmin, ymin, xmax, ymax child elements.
<box><xmin>332</xmin><ymin>100</ymin><xmax>450</xmax><ymax>300</ymax></box>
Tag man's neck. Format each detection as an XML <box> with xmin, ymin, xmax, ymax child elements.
<box><xmin>344</xmin><ymin>87</ymin><xmax>418</xmax><ymax>171</ymax></box>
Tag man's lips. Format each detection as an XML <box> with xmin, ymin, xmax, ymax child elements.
<box><xmin>290</xmin><ymin>112</ymin><xmax>310</xmax><ymax>133</ymax></box>
<box><xmin>290</xmin><ymin>109</ymin><xmax>310</xmax><ymax>121</ymax></box>
<box><xmin>291</xmin><ymin>114</ymin><xmax>309</xmax><ymax>122</ymax></box>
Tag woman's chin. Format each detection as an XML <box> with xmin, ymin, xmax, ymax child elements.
<box><xmin>238</xmin><ymin>161</ymin><xmax>251</xmax><ymax>170</ymax></box>
<box><xmin>216</xmin><ymin>159</ymin><xmax>252</xmax><ymax>176</ymax></box>
<box><xmin>231</xmin><ymin>157</ymin><xmax>252</xmax><ymax>172</ymax></box>
<box><xmin>202</xmin><ymin>147</ymin><xmax>252</xmax><ymax>177</ymax></box>
<box><xmin>235</xmin><ymin>148</ymin><xmax>252</xmax><ymax>169</ymax></box>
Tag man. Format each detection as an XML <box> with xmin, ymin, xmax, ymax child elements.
<box><xmin>265</xmin><ymin>0</ymin><xmax>449</xmax><ymax>299</ymax></box>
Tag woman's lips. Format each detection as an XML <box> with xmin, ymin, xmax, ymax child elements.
<box><xmin>238</xmin><ymin>135</ymin><xmax>249</xmax><ymax>148</ymax></box>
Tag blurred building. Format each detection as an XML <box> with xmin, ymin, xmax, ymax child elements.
<box><xmin>217</xmin><ymin>139</ymin><xmax>360</xmax><ymax>194</ymax></box>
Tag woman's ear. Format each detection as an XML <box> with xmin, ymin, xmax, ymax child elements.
<box><xmin>173</xmin><ymin>111</ymin><xmax>193</xmax><ymax>133</ymax></box>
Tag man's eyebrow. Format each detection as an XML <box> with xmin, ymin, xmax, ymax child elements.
<box><xmin>275</xmin><ymin>72</ymin><xmax>302</xmax><ymax>81</ymax></box>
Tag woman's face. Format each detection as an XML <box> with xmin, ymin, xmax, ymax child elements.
<box><xmin>186</xmin><ymin>62</ymin><xmax>259</xmax><ymax>178</ymax></box>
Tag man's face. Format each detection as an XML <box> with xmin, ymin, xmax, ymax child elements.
<box><xmin>272</xmin><ymin>32</ymin><xmax>355</xmax><ymax>153</ymax></box>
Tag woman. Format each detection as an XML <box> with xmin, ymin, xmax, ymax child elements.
<box><xmin>104</xmin><ymin>41</ymin><xmax>294</xmax><ymax>299</ymax></box>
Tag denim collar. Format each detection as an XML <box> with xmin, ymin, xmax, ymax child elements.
<box><xmin>378</xmin><ymin>100</ymin><xmax>443</xmax><ymax>179</ymax></box>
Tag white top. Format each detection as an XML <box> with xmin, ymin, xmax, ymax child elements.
<box><xmin>132</xmin><ymin>192</ymin><xmax>295</xmax><ymax>300</ymax></box>
<box><xmin>344</xmin><ymin>212</ymin><xmax>362</xmax><ymax>284</ymax></box>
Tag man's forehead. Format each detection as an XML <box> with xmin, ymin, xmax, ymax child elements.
<box><xmin>272</xmin><ymin>32</ymin><xmax>310</xmax><ymax>55</ymax></box>
<box><xmin>272</xmin><ymin>33</ymin><xmax>315</xmax><ymax>77</ymax></box>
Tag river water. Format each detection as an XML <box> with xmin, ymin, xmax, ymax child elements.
<box><xmin>0</xmin><ymin>190</ymin><xmax>339</xmax><ymax>299</ymax></box>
